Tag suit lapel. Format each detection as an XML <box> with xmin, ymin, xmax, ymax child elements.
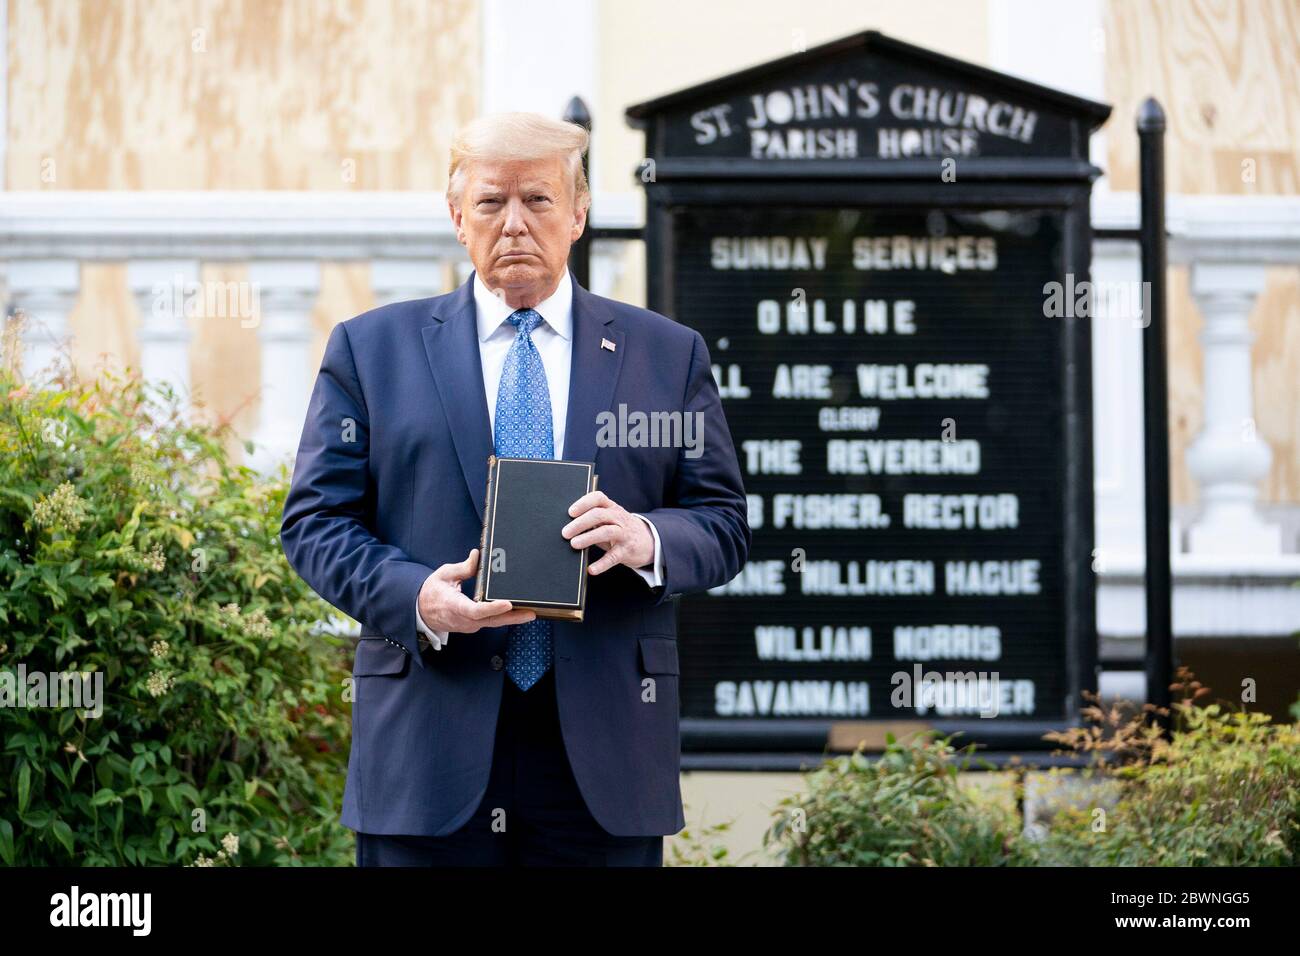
<box><xmin>422</xmin><ymin>274</ymin><xmax>494</xmax><ymax>523</ymax></box>
<box><xmin>420</xmin><ymin>270</ymin><xmax>626</xmax><ymax>525</ymax></box>
<box><xmin>563</xmin><ymin>281</ymin><xmax>625</xmax><ymax>466</ymax></box>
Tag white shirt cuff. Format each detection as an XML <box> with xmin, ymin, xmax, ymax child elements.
<box><xmin>415</xmin><ymin>591</ymin><xmax>449</xmax><ymax>650</ymax></box>
<box><xmin>630</xmin><ymin>514</ymin><xmax>665</xmax><ymax>588</ymax></box>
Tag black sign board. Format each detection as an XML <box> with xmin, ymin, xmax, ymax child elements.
<box><xmin>626</xmin><ymin>31</ymin><xmax>1111</xmax><ymax>754</ymax></box>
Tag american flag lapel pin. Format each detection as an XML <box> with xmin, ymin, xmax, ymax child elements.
<box><xmin>601</xmin><ymin>337</ymin><xmax>616</xmax><ymax>353</ymax></box>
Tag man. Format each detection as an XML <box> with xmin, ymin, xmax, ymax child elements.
<box><xmin>280</xmin><ymin>111</ymin><xmax>750</xmax><ymax>867</ymax></box>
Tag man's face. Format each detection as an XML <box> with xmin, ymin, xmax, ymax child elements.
<box><xmin>449</xmin><ymin>155</ymin><xmax>586</xmax><ymax>308</ymax></box>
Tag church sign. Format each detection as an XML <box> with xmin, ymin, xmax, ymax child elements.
<box><xmin>626</xmin><ymin>31</ymin><xmax>1111</xmax><ymax>755</ymax></box>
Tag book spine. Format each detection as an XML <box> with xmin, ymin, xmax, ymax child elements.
<box><xmin>474</xmin><ymin>454</ymin><xmax>496</xmax><ymax>602</ymax></box>
<box><xmin>576</xmin><ymin>468</ymin><xmax>597</xmax><ymax>611</ymax></box>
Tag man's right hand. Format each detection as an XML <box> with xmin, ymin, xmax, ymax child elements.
<box><xmin>417</xmin><ymin>548</ymin><xmax>537</xmax><ymax>634</ymax></box>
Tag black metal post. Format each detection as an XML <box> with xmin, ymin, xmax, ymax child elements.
<box><xmin>1138</xmin><ymin>97</ymin><xmax>1172</xmax><ymax>733</ymax></box>
<box><xmin>564</xmin><ymin>96</ymin><xmax>593</xmax><ymax>289</ymax></box>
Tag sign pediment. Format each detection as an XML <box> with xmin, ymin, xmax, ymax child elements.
<box><xmin>626</xmin><ymin>31</ymin><xmax>1111</xmax><ymax>169</ymax></box>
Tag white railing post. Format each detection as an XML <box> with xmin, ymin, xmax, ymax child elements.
<box><xmin>246</xmin><ymin>261</ymin><xmax>320</xmax><ymax>474</ymax></box>
<box><xmin>8</xmin><ymin>260</ymin><xmax>79</xmax><ymax>382</ymax></box>
<box><xmin>1185</xmin><ymin>261</ymin><xmax>1281</xmax><ymax>554</ymax></box>
<box><xmin>128</xmin><ymin>260</ymin><xmax>199</xmax><ymax>404</ymax></box>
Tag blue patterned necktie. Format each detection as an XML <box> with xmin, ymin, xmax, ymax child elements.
<box><xmin>494</xmin><ymin>307</ymin><xmax>554</xmax><ymax>691</ymax></box>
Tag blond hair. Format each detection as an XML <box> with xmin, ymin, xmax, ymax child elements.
<box><xmin>447</xmin><ymin>112</ymin><xmax>590</xmax><ymax>212</ymax></box>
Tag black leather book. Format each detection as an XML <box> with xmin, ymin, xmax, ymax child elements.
<box><xmin>473</xmin><ymin>455</ymin><xmax>599</xmax><ymax>622</ymax></box>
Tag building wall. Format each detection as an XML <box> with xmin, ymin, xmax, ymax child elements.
<box><xmin>6</xmin><ymin>0</ymin><xmax>480</xmax><ymax>452</ymax></box>
<box><xmin>7</xmin><ymin>0</ymin><xmax>479</xmax><ymax>191</ymax></box>
<box><xmin>1103</xmin><ymin>0</ymin><xmax>1300</xmax><ymax>505</ymax></box>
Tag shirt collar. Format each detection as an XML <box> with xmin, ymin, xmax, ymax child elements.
<box><xmin>473</xmin><ymin>266</ymin><xmax>573</xmax><ymax>343</ymax></box>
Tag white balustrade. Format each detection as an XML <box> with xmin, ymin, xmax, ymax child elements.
<box><xmin>0</xmin><ymin>190</ymin><xmax>472</xmax><ymax>473</ymax></box>
<box><xmin>1186</xmin><ymin>262</ymin><xmax>1280</xmax><ymax>554</ymax></box>
<box><xmin>127</xmin><ymin>259</ymin><xmax>199</xmax><ymax>401</ymax></box>
<box><xmin>245</xmin><ymin>261</ymin><xmax>321</xmax><ymax>474</ymax></box>
<box><xmin>1088</xmin><ymin>192</ymin><xmax>1300</xmax><ymax>649</ymax></box>
<box><xmin>8</xmin><ymin>259</ymin><xmax>79</xmax><ymax>382</ymax></box>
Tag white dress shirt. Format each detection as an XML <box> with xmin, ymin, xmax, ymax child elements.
<box><xmin>416</xmin><ymin>267</ymin><xmax>664</xmax><ymax>649</ymax></box>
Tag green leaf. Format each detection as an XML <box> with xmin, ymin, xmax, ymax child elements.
<box><xmin>16</xmin><ymin>763</ymin><xmax>31</xmax><ymax>815</ymax></box>
<box><xmin>91</xmin><ymin>788</ymin><xmax>117</xmax><ymax>807</ymax></box>
<box><xmin>0</xmin><ymin>818</ymin><xmax>13</xmax><ymax>865</ymax></box>
<box><xmin>51</xmin><ymin>820</ymin><xmax>74</xmax><ymax>855</ymax></box>
<box><xmin>19</xmin><ymin>810</ymin><xmax>51</xmax><ymax>829</ymax></box>
<box><xmin>121</xmin><ymin>500</ymin><xmax>147</xmax><ymax>543</ymax></box>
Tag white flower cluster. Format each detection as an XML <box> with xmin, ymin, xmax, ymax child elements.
<box><xmin>32</xmin><ymin>481</ymin><xmax>88</xmax><ymax>532</ymax></box>
<box><xmin>189</xmin><ymin>833</ymin><xmax>239</xmax><ymax>867</ymax></box>
<box><xmin>217</xmin><ymin>603</ymin><xmax>273</xmax><ymax>640</ymax></box>
<box><xmin>144</xmin><ymin>671</ymin><xmax>175</xmax><ymax>698</ymax></box>
<box><xmin>143</xmin><ymin>544</ymin><xmax>166</xmax><ymax>572</ymax></box>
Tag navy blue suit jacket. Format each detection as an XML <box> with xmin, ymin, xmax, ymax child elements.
<box><xmin>279</xmin><ymin>270</ymin><xmax>750</xmax><ymax>836</ymax></box>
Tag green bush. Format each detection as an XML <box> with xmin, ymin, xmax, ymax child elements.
<box><xmin>764</xmin><ymin>732</ymin><xmax>1032</xmax><ymax>866</ymax></box>
<box><xmin>1033</xmin><ymin>678</ymin><xmax>1300</xmax><ymax>866</ymax></box>
<box><xmin>763</xmin><ymin>670</ymin><xmax>1300</xmax><ymax>867</ymax></box>
<box><xmin>0</xmin><ymin>347</ymin><xmax>354</xmax><ymax>865</ymax></box>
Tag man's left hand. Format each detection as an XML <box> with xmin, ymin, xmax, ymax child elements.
<box><xmin>563</xmin><ymin>491</ymin><xmax>654</xmax><ymax>575</ymax></box>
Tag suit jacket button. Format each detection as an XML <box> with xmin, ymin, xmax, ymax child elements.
<box><xmin>490</xmin><ymin>655</ymin><xmax>504</xmax><ymax>671</ymax></box>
